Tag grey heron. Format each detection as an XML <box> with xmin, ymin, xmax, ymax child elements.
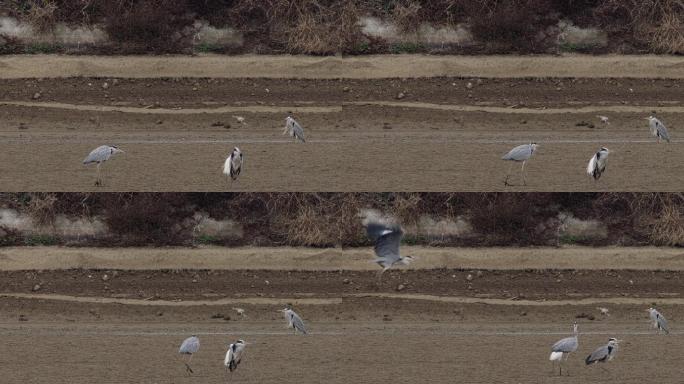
<box><xmin>597</xmin><ymin>115</ymin><xmax>610</xmax><ymax>125</ymax></box>
<box><xmin>281</xmin><ymin>307</ymin><xmax>307</xmax><ymax>334</ymax></box>
<box><xmin>82</xmin><ymin>145</ymin><xmax>124</xmax><ymax>186</ymax></box>
<box><xmin>648</xmin><ymin>307</ymin><xmax>669</xmax><ymax>334</ymax></box>
<box><xmin>179</xmin><ymin>335</ymin><xmax>200</xmax><ymax>374</ymax></box>
<box><xmin>587</xmin><ymin>147</ymin><xmax>610</xmax><ymax>180</ymax></box>
<box><xmin>224</xmin><ymin>339</ymin><xmax>247</xmax><ymax>372</ymax></box>
<box><xmin>585</xmin><ymin>338</ymin><xmax>619</xmax><ymax>366</ymax></box>
<box><xmin>223</xmin><ymin>147</ymin><xmax>243</xmax><ymax>182</ymax></box>
<box><xmin>647</xmin><ymin>116</ymin><xmax>670</xmax><ymax>143</ymax></box>
<box><xmin>549</xmin><ymin>323</ymin><xmax>579</xmax><ymax>376</ymax></box>
<box><xmin>233</xmin><ymin>307</ymin><xmax>246</xmax><ymax>317</ymax></box>
<box><xmin>365</xmin><ymin>219</ymin><xmax>414</xmax><ymax>283</ymax></box>
<box><xmin>502</xmin><ymin>143</ymin><xmax>538</xmax><ymax>186</ymax></box>
<box><xmin>284</xmin><ymin>116</ymin><xmax>306</xmax><ymax>143</ymax></box>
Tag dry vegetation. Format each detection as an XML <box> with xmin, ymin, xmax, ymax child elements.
<box><xmin>2</xmin><ymin>0</ymin><xmax>683</xmax><ymax>53</ymax></box>
<box><xmin>1</xmin><ymin>193</ymin><xmax>682</xmax><ymax>247</ymax></box>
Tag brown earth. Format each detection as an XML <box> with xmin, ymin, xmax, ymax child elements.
<box><xmin>1</xmin><ymin>76</ymin><xmax>683</xmax><ymax>191</ymax></box>
<box><xmin>2</xmin><ymin>268</ymin><xmax>684</xmax><ymax>302</ymax></box>
<box><xmin>1</xmin><ymin>246</ymin><xmax>683</xmax><ymax>383</ymax></box>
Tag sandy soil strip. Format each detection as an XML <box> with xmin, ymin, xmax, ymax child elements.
<box><xmin>0</xmin><ymin>293</ymin><xmax>339</xmax><ymax>306</ymax></box>
<box><xmin>1</xmin><ymin>246</ymin><xmax>683</xmax><ymax>271</ymax></box>
<box><xmin>2</xmin><ymin>54</ymin><xmax>684</xmax><ymax>79</ymax></box>
<box><xmin>2</xmin><ymin>292</ymin><xmax>681</xmax><ymax>306</ymax></box>
<box><xmin>347</xmin><ymin>101</ymin><xmax>684</xmax><ymax>114</ymax></box>
<box><xmin>3</xmin><ymin>100</ymin><xmax>684</xmax><ymax>115</ymax></box>
<box><xmin>0</xmin><ymin>101</ymin><xmax>341</xmax><ymax>114</ymax></box>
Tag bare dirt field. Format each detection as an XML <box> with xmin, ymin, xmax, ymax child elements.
<box><xmin>0</xmin><ymin>246</ymin><xmax>682</xmax><ymax>383</ymax></box>
<box><xmin>1</xmin><ymin>56</ymin><xmax>683</xmax><ymax>191</ymax></box>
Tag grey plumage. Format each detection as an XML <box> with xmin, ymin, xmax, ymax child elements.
<box><xmin>502</xmin><ymin>143</ymin><xmax>538</xmax><ymax>186</ymax></box>
<box><xmin>365</xmin><ymin>219</ymin><xmax>414</xmax><ymax>281</ymax></box>
<box><xmin>83</xmin><ymin>145</ymin><xmax>124</xmax><ymax>186</ymax></box>
<box><xmin>179</xmin><ymin>336</ymin><xmax>200</xmax><ymax>355</ymax></box>
<box><xmin>224</xmin><ymin>339</ymin><xmax>247</xmax><ymax>372</ymax></box>
<box><xmin>648</xmin><ymin>307</ymin><xmax>669</xmax><ymax>334</ymax></box>
<box><xmin>585</xmin><ymin>338</ymin><xmax>619</xmax><ymax>365</ymax></box>
<box><xmin>647</xmin><ymin>116</ymin><xmax>670</xmax><ymax>143</ymax></box>
<box><xmin>83</xmin><ymin>145</ymin><xmax>123</xmax><ymax>164</ymax></box>
<box><xmin>282</xmin><ymin>308</ymin><xmax>307</xmax><ymax>334</ymax></box>
<box><xmin>179</xmin><ymin>335</ymin><xmax>200</xmax><ymax>374</ymax></box>
<box><xmin>284</xmin><ymin>116</ymin><xmax>306</xmax><ymax>142</ymax></box>
<box><xmin>549</xmin><ymin>323</ymin><xmax>579</xmax><ymax>376</ymax></box>
<box><xmin>223</xmin><ymin>147</ymin><xmax>243</xmax><ymax>181</ymax></box>
<box><xmin>587</xmin><ymin>147</ymin><xmax>610</xmax><ymax>180</ymax></box>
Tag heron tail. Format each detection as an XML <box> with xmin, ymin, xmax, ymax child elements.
<box><xmin>549</xmin><ymin>352</ymin><xmax>563</xmax><ymax>361</ymax></box>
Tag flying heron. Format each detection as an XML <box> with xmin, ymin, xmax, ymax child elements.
<box><xmin>82</xmin><ymin>145</ymin><xmax>124</xmax><ymax>186</ymax></box>
<box><xmin>648</xmin><ymin>307</ymin><xmax>669</xmax><ymax>334</ymax></box>
<box><xmin>587</xmin><ymin>147</ymin><xmax>610</xmax><ymax>180</ymax></box>
<box><xmin>647</xmin><ymin>116</ymin><xmax>671</xmax><ymax>143</ymax></box>
<box><xmin>178</xmin><ymin>335</ymin><xmax>200</xmax><ymax>374</ymax></box>
<box><xmin>502</xmin><ymin>143</ymin><xmax>538</xmax><ymax>186</ymax></box>
<box><xmin>585</xmin><ymin>338</ymin><xmax>620</xmax><ymax>367</ymax></box>
<box><xmin>223</xmin><ymin>147</ymin><xmax>243</xmax><ymax>183</ymax></box>
<box><xmin>364</xmin><ymin>219</ymin><xmax>414</xmax><ymax>283</ymax></box>
<box><xmin>284</xmin><ymin>116</ymin><xmax>306</xmax><ymax>143</ymax></box>
<box><xmin>281</xmin><ymin>307</ymin><xmax>307</xmax><ymax>335</ymax></box>
<box><xmin>224</xmin><ymin>339</ymin><xmax>247</xmax><ymax>372</ymax></box>
<box><xmin>549</xmin><ymin>323</ymin><xmax>579</xmax><ymax>376</ymax></box>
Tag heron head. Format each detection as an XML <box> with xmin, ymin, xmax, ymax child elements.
<box><xmin>237</xmin><ymin>339</ymin><xmax>245</xmax><ymax>344</ymax></box>
<box><xmin>646</xmin><ymin>116</ymin><xmax>655</xmax><ymax>121</ymax></box>
<box><xmin>600</xmin><ymin>147</ymin><xmax>609</xmax><ymax>153</ymax></box>
<box><xmin>402</xmin><ymin>255</ymin><xmax>415</xmax><ymax>265</ymax></box>
<box><xmin>530</xmin><ymin>143</ymin><xmax>538</xmax><ymax>152</ymax></box>
<box><xmin>608</xmin><ymin>338</ymin><xmax>619</xmax><ymax>344</ymax></box>
<box><xmin>111</xmin><ymin>146</ymin><xmax>124</xmax><ymax>154</ymax></box>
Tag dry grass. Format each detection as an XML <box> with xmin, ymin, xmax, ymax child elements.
<box><xmin>598</xmin><ymin>0</ymin><xmax>684</xmax><ymax>53</ymax></box>
<box><xmin>22</xmin><ymin>0</ymin><xmax>59</xmax><ymax>33</ymax></box>
<box><xmin>594</xmin><ymin>193</ymin><xmax>684</xmax><ymax>246</ymax></box>
<box><xmin>391</xmin><ymin>1</ymin><xmax>423</xmax><ymax>33</ymax></box>
<box><xmin>0</xmin><ymin>193</ymin><xmax>682</xmax><ymax>247</ymax></box>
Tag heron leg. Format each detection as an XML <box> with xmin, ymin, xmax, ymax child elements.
<box><xmin>184</xmin><ymin>355</ymin><xmax>194</xmax><ymax>374</ymax></box>
<box><xmin>521</xmin><ymin>161</ymin><xmax>527</xmax><ymax>186</ymax></box>
<box><xmin>95</xmin><ymin>163</ymin><xmax>101</xmax><ymax>186</ymax></box>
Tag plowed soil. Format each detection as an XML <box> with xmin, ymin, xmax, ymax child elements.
<box><xmin>1</xmin><ymin>64</ymin><xmax>683</xmax><ymax>191</ymax></box>
<box><xmin>1</xmin><ymin>246</ymin><xmax>683</xmax><ymax>383</ymax></box>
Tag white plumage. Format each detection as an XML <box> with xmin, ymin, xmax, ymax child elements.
<box><xmin>223</xmin><ymin>147</ymin><xmax>243</xmax><ymax>181</ymax></box>
<box><xmin>281</xmin><ymin>308</ymin><xmax>307</xmax><ymax>334</ymax></box>
<box><xmin>82</xmin><ymin>145</ymin><xmax>124</xmax><ymax>186</ymax></box>
<box><xmin>587</xmin><ymin>147</ymin><xmax>609</xmax><ymax>180</ymax></box>
<box><xmin>224</xmin><ymin>339</ymin><xmax>247</xmax><ymax>372</ymax></box>
<box><xmin>647</xmin><ymin>116</ymin><xmax>671</xmax><ymax>143</ymax></box>
<box><xmin>501</xmin><ymin>143</ymin><xmax>538</xmax><ymax>186</ymax></box>
<box><xmin>284</xmin><ymin>116</ymin><xmax>306</xmax><ymax>143</ymax></box>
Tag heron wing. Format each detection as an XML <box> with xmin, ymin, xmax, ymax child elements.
<box><xmin>223</xmin><ymin>154</ymin><xmax>233</xmax><ymax>176</ymax></box>
<box><xmin>586</xmin><ymin>154</ymin><xmax>598</xmax><ymax>176</ymax></box>
<box><xmin>551</xmin><ymin>336</ymin><xmax>577</xmax><ymax>353</ymax></box>
<box><xmin>225</xmin><ymin>345</ymin><xmax>234</xmax><ymax>367</ymax></box>
<box><xmin>502</xmin><ymin>144</ymin><xmax>532</xmax><ymax>161</ymax></box>
<box><xmin>657</xmin><ymin>122</ymin><xmax>670</xmax><ymax>142</ymax></box>
<box><xmin>179</xmin><ymin>336</ymin><xmax>199</xmax><ymax>354</ymax></box>
<box><xmin>657</xmin><ymin>312</ymin><xmax>669</xmax><ymax>332</ymax></box>
<box><xmin>83</xmin><ymin>145</ymin><xmax>111</xmax><ymax>164</ymax></box>
<box><xmin>292</xmin><ymin>119</ymin><xmax>306</xmax><ymax>142</ymax></box>
<box><xmin>291</xmin><ymin>311</ymin><xmax>307</xmax><ymax>334</ymax></box>
<box><xmin>374</xmin><ymin>231</ymin><xmax>402</xmax><ymax>265</ymax></box>
<box><xmin>585</xmin><ymin>345</ymin><xmax>608</xmax><ymax>364</ymax></box>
